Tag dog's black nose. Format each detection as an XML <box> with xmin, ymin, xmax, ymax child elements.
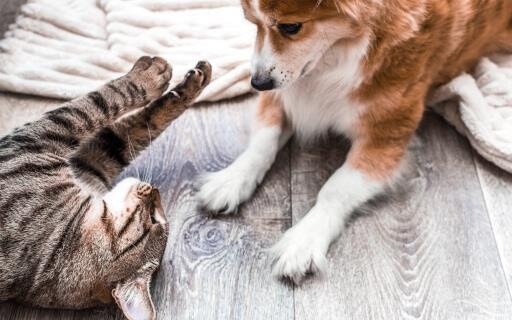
<box><xmin>251</xmin><ymin>76</ymin><xmax>275</xmax><ymax>91</ymax></box>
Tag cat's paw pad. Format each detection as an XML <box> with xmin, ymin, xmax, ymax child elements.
<box><xmin>169</xmin><ymin>61</ymin><xmax>212</xmax><ymax>104</ymax></box>
<box><xmin>127</xmin><ymin>56</ymin><xmax>172</xmax><ymax>102</ymax></box>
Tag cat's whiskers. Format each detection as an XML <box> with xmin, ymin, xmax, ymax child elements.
<box><xmin>145</xmin><ymin>122</ymin><xmax>155</xmax><ymax>185</ymax></box>
<box><xmin>126</xmin><ymin>134</ymin><xmax>141</xmax><ymax>181</ymax></box>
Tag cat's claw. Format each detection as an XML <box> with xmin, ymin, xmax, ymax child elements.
<box><xmin>168</xmin><ymin>61</ymin><xmax>212</xmax><ymax>104</ymax></box>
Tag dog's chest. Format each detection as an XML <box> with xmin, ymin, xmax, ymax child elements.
<box><xmin>280</xmin><ymin>48</ymin><xmax>365</xmax><ymax>141</ymax></box>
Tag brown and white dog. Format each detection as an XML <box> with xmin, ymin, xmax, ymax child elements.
<box><xmin>197</xmin><ymin>0</ymin><xmax>512</xmax><ymax>283</ymax></box>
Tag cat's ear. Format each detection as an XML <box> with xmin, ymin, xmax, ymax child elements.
<box><xmin>112</xmin><ymin>274</ymin><xmax>155</xmax><ymax>320</ymax></box>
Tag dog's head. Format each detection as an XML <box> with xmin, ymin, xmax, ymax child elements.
<box><xmin>242</xmin><ymin>0</ymin><xmax>366</xmax><ymax>90</ymax></box>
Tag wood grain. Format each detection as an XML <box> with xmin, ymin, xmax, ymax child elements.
<box><xmin>0</xmin><ymin>93</ymin><xmax>60</xmax><ymax>135</ymax></box>
<box><xmin>119</xmin><ymin>95</ymin><xmax>294</xmax><ymax>320</ymax></box>
<box><xmin>474</xmin><ymin>156</ymin><xmax>512</xmax><ymax>296</ymax></box>
<box><xmin>291</xmin><ymin>113</ymin><xmax>512</xmax><ymax>320</ymax></box>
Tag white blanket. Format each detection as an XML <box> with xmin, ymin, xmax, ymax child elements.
<box><xmin>428</xmin><ymin>56</ymin><xmax>512</xmax><ymax>173</ymax></box>
<box><xmin>0</xmin><ymin>0</ymin><xmax>255</xmax><ymax>101</ymax></box>
<box><xmin>1</xmin><ymin>0</ymin><xmax>511</xmax><ymax>173</ymax></box>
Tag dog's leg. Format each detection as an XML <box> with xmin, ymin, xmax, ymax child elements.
<box><xmin>271</xmin><ymin>99</ymin><xmax>422</xmax><ymax>283</ymax></box>
<box><xmin>270</xmin><ymin>164</ymin><xmax>387</xmax><ymax>283</ymax></box>
<box><xmin>196</xmin><ymin>92</ymin><xmax>291</xmax><ymax>214</ymax></box>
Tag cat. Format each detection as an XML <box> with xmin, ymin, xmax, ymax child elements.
<box><xmin>0</xmin><ymin>56</ymin><xmax>212</xmax><ymax>320</ymax></box>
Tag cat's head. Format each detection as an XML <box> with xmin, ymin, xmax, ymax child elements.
<box><xmin>24</xmin><ymin>177</ymin><xmax>167</xmax><ymax>319</ymax></box>
<box><xmin>57</xmin><ymin>178</ymin><xmax>169</xmax><ymax>320</ymax></box>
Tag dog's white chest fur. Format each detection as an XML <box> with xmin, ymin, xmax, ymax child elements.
<box><xmin>280</xmin><ymin>39</ymin><xmax>369</xmax><ymax>141</ymax></box>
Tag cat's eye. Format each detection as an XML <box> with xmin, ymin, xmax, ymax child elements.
<box><xmin>277</xmin><ymin>23</ymin><xmax>303</xmax><ymax>36</ymax></box>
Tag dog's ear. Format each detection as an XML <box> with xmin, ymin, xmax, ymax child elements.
<box><xmin>112</xmin><ymin>274</ymin><xmax>155</xmax><ymax>320</ymax></box>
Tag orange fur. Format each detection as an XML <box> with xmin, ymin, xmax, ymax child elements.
<box><xmin>352</xmin><ymin>0</ymin><xmax>512</xmax><ymax>178</ymax></box>
<box><xmin>256</xmin><ymin>92</ymin><xmax>285</xmax><ymax>126</ymax></box>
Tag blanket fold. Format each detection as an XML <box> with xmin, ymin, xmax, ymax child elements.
<box><xmin>428</xmin><ymin>56</ymin><xmax>512</xmax><ymax>173</ymax></box>
<box><xmin>0</xmin><ymin>0</ymin><xmax>254</xmax><ymax>101</ymax></box>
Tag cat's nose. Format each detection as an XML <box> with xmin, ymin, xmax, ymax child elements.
<box><xmin>136</xmin><ymin>182</ymin><xmax>153</xmax><ymax>199</ymax></box>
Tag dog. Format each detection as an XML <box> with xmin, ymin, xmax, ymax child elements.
<box><xmin>196</xmin><ymin>0</ymin><xmax>512</xmax><ymax>283</ymax></box>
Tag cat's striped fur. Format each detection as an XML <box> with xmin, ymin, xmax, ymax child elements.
<box><xmin>0</xmin><ymin>56</ymin><xmax>212</xmax><ymax>320</ymax></box>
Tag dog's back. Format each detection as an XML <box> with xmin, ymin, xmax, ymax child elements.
<box><xmin>354</xmin><ymin>0</ymin><xmax>512</xmax><ymax>94</ymax></box>
<box><xmin>431</xmin><ymin>0</ymin><xmax>512</xmax><ymax>86</ymax></box>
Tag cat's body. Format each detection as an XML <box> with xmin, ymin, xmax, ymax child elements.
<box><xmin>0</xmin><ymin>56</ymin><xmax>212</xmax><ymax>320</ymax></box>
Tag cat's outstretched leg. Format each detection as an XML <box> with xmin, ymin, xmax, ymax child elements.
<box><xmin>44</xmin><ymin>56</ymin><xmax>172</xmax><ymax>135</ymax></box>
<box><xmin>1</xmin><ymin>57</ymin><xmax>171</xmax><ymax>160</ymax></box>
<box><xmin>70</xmin><ymin>61</ymin><xmax>212</xmax><ymax>191</ymax></box>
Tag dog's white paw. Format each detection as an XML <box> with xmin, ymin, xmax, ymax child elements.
<box><xmin>195</xmin><ymin>167</ymin><xmax>259</xmax><ymax>214</ymax></box>
<box><xmin>270</xmin><ymin>224</ymin><xmax>329</xmax><ymax>284</ymax></box>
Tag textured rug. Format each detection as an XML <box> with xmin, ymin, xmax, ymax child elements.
<box><xmin>0</xmin><ymin>0</ymin><xmax>255</xmax><ymax>102</ymax></box>
<box><xmin>1</xmin><ymin>0</ymin><xmax>511</xmax><ymax>173</ymax></box>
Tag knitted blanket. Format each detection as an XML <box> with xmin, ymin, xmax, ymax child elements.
<box><xmin>0</xmin><ymin>0</ymin><xmax>255</xmax><ymax>102</ymax></box>
<box><xmin>428</xmin><ymin>55</ymin><xmax>512</xmax><ymax>173</ymax></box>
<box><xmin>1</xmin><ymin>0</ymin><xmax>511</xmax><ymax>173</ymax></box>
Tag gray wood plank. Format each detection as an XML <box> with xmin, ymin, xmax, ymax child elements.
<box><xmin>291</xmin><ymin>112</ymin><xmax>512</xmax><ymax>320</ymax></box>
<box><xmin>474</xmin><ymin>155</ymin><xmax>512</xmax><ymax>295</ymax></box>
<box><xmin>0</xmin><ymin>93</ymin><xmax>60</xmax><ymax>135</ymax></box>
<box><xmin>119</xmin><ymin>95</ymin><xmax>293</xmax><ymax>320</ymax></box>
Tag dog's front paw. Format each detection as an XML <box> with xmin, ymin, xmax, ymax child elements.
<box><xmin>270</xmin><ymin>224</ymin><xmax>329</xmax><ymax>284</ymax></box>
<box><xmin>195</xmin><ymin>167</ymin><xmax>259</xmax><ymax>215</ymax></box>
<box><xmin>125</xmin><ymin>56</ymin><xmax>172</xmax><ymax>103</ymax></box>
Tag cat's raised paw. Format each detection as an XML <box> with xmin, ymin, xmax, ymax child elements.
<box><xmin>168</xmin><ymin>61</ymin><xmax>212</xmax><ymax>104</ymax></box>
<box><xmin>125</xmin><ymin>56</ymin><xmax>173</xmax><ymax>103</ymax></box>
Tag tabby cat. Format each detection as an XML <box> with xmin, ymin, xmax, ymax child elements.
<box><xmin>0</xmin><ymin>56</ymin><xmax>212</xmax><ymax>320</ymax></box>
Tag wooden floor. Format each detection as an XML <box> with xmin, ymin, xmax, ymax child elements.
<box><xmin>2</xmin><ymin>1</ymin><xmax>512</xmax><ymax>319</ymax></box>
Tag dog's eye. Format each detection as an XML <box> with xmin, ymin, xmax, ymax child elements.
<box><xmin>277</xmin><ymin>23</ymin><xmax>302</xmax><ymax>36</ymax></box>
